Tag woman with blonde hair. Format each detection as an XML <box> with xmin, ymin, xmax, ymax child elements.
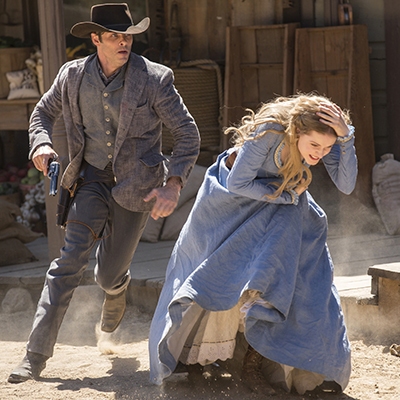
<box><xmin>149</xmin><ymin>93</ymin><xmax>357</xmax><ymax>395</ymax></box>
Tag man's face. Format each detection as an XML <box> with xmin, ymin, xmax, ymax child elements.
<box><xmin>92</xmin><ymin>32</ymin><xmax>133</xmax><ymax>74</ymax></box>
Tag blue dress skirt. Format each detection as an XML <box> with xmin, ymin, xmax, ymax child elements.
<box><xmin>148</xmin><ymin>150</ymin><xmax>351</xmax><ymax>391</ymax></box>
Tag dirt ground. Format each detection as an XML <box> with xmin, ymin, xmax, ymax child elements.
<box><xmin>0</xmin><ymin>288</ymin><xmax>399</xmax><ymax>400</ymax></box>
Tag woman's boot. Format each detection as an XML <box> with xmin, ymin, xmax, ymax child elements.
<box><xmin>241</xmin><ymin>345</ymin><xmax>276</xmax><ymax>395</ymax></box>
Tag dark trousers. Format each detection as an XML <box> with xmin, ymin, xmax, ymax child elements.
<box><xmin>27</xmin><ymin>166</ymin><xmax>149</xmax><ymax>357</ymax></box>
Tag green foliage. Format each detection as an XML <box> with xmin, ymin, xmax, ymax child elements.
<box><xmin>0</xmin><ymin>36</ymin><xmax>28</xmax><ymax>48</ymax></box>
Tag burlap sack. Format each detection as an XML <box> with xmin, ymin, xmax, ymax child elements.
<box><xmin>372</xmin><ymin>154</ymin><xmax>400</xmax><ymax>235</ymax></box>
<box><xmin>0</xmin><ymin>238</ymin><xmax>37</xmax><ymax>267</ymax></box>
<box><xmin>0</xmin><ymin>200</ymin><xmax>21</xmax><ymax>231</ymax></box>
<box><xmin>0</xmin><ymin>221</ymin><xmax>43</xmax><ymax>243</ymax></box>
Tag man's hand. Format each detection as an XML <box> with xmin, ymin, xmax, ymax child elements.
<box><xmin>32</xmin><ymin>145</ymin><xmax>58</xmax><ymax>177</ymax></box>
<box><xmin>143</xmin><ymin>177</ymin><xmax>182</xmax><ymax>220</ymax></box>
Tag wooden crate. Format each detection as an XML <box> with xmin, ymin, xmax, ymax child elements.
<box><xmin>294</xmin><ymin>25</ymin><xmax>375</xmax><ymax>203</ymax></box>
<box><xmin>223</xmin><ymin>23</ymin><xmax>299</xmax><ymax>149</ymax></box>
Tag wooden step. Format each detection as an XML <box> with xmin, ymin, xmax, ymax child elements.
<box><xmin>368</xmin><ymin>262</ymin><xmax>400</xmax><ymax>281</ymax></box>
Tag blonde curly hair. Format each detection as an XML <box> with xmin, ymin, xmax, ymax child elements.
<box><xmin>225</xmin><ymin>93</ymin><xmax>351</xmax><ymax>199</ymax></box>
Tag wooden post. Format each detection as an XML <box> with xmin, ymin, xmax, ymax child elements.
<box><xmin>37</xmin><ymin>0</ymin><xmax>67</xmax><ymax>261</ymax></box>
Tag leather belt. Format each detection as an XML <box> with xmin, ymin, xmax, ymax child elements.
<box><xmin>80</xmin><ymin>161</ymin><xmax>115</xmax><ymax>184</ymax></box>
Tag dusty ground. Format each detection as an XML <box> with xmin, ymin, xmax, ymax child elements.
<box><xmin>0</xmin><ymin>286</ymin><xmax>399</xmax><ymax>400</ymax></box>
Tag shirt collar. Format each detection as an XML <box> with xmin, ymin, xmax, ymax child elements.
<box><xmin>95</xmin><ymin>56</ymin><xmax>124</xmax><ymax>86</ymax></box>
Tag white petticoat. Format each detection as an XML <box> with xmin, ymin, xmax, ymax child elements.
<box><xmin>168</xmin><ymin>290</ymin><xmax>325</xmax><ymax>395</ymax></box>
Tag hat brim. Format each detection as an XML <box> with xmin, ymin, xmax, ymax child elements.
<box><xmin>70</xmin><ymin>17</ymin><xmax>150</xmax><ymax>38</ymax></box>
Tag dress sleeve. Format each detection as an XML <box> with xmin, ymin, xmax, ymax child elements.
<box><xmin>322</xmin><ymin>125</ymin><xmax>358</xmax><ymax>195</ymax></box>
<box><xmin>226</xmin><ymin>132</ymin><xmax>295</xmax><ymax>204</ymax></box>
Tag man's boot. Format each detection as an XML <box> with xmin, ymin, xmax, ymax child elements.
<box><xmin>8</xmin><ymin>351</ymin><xmax>48</xmax><ymax>383</ymax></box>
<box><xmin>241</xmin><ymin>345</ymin><xmax>276</xmax><ymax>395</ymax></box>
<box><xmin>100</xmin><ymin>289</ymin><xmax>126</xmax><ymax>332</ymax></box>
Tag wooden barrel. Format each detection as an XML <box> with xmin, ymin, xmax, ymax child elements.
<box><xmin>0</xmin><ymin>47</ymin><xmax>32</xmax><ymax>99</ymax></box>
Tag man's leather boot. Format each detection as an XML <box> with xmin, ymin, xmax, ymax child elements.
<box><xmin>100</xmin><ymin>289</ymin><xmax>127</xmax><ymax>332</ymax></box>
<box><xmin>241</xmin><ymin>345</ymin><xmax>276</xmax><ymax>395</ymax></box>
<box><xmin>8</xmin><ymin>351</ymin><xmax>48</xmax><ymax>383</ymax></box>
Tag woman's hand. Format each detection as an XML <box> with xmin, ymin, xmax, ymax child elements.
<box><xmin>317</xmin><ymin>103</ymin><xmax>350</xmax><ymax>138</ymax></box>
<box><xmin>294</xmin><ymin>178</ymin><xmax>308</xmax><ymax>196</ymax></box>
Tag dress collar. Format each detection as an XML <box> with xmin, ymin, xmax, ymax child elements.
<box><xmin>274</xmin><ymin>140</ymin><xmax>309</xmax><ymax>169</ymax></box>
<box><xmin>274</xmin><ymin>140</ymin><xmax>285</xmax><ymax>169</ymax></box>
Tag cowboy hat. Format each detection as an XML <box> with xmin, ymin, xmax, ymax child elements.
<box><xmin>70</xmin><ymin>3</ymin><xmax>150</xmax><ymax>39</ymax></box>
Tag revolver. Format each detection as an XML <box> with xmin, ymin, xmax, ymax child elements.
<box><xmin>48</xmin><ymin>159</ymin><xmax>60</xmax><ymax>196</ymax></box>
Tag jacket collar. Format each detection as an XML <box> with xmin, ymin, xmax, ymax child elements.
<box><xmin>114</xmin><ymin>53</ymin><xmax>149</xmax><ymax>154</ymax></box>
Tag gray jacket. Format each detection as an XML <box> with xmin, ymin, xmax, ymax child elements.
<box><xmin>28</xmin><ymin>53</ymin><xmax>200</xmax><ymax>212</ymax></box>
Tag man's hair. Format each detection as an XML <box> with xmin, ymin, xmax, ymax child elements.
<box><xmin>95</xmin><ymin>31</ymin><xmax>104</xmax><ymax>42</ymax></box>
<box><xmin>92</xmin><ymin>31</ymin><xmax>134</xmax><ymax>44</ymax></box>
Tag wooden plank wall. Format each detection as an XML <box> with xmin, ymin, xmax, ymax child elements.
<box><xmin>223</xmin><ymin>23</ymin><xmax>298</xmax><ymax>135</ymax></box>
<box><xmin>294</xmin><ymin>27</ymin><xmax>351</xmax><ymax>105</ymax></box>
<box><xmin>294</xmin><ymin>25</ymin><xmax>375</xmax><ymax>203</ymax></box>
<box><xmin>163</xmin><ymin>0</ymin><xmax>282</xmax><ymax>151</ymax></box>
<box><xmin>230</xmin><ymin>0</ymin><xmax>278</xmax><ymax>26</ymax></box>
<box><xmin>163</xmin><ymin>0</ymin><xmax>280</xmax><ymax>63</ymax></box>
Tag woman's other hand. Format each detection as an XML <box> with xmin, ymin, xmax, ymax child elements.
<box><xmin>294</xmin><ymin>178</ymin><xmax>308</xmax><ymax>196</ymax></box>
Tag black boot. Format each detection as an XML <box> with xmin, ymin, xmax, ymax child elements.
<box><xmin>100</xmin><ymin>290</ymin><xmax>126</xmax><ymax>333</ymax></box>
<box><xmin>8</xmin><ymin>351</ymin><xmax>48</xmax><ymax>383</ymax></box>
<box><xmin>241</xmin><ymin>345</ymin><xmax>276</xmax><ymax>395</ymax></box>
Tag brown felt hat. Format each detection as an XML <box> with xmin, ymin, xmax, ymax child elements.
<box><xmin>70</xmin><ymin>3</ymin><xmax>150</xmax><ymax>39</ymax></box>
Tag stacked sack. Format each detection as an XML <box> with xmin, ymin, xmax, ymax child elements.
<box><xmin>0</xmin><ymin>199</ymin><xmax>42</xmax><ymax>267</ymax></box>
<box><xmin>372</xmin><ymin>154</ymin><xmax>400</xmax><ymax>235</ymax></box>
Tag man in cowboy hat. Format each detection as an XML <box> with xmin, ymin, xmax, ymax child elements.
<box><xmin>8</xmin><ymin>3</ymin><xmax>200</xmax><ymax>383</ymax></box>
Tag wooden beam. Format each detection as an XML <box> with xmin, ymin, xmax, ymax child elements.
<box><xmin>37</xmin><ymin>0</ymin><xmax>66</xmax><ymax>90</ymax></box>
<box><xmin>383</xmin><ymin>0</ymin><xmax>400</xmax><ymax>160</ymax></box>
<box><xmin>37</xmin><ymin>0</ymin><xmax>67</xmax><ymax>260</ymax></box>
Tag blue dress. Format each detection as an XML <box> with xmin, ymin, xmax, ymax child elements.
<box><xmin>149</xmin><ymin>124</ymin><xmax>357</xmax><ymax>390</ymax></box>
